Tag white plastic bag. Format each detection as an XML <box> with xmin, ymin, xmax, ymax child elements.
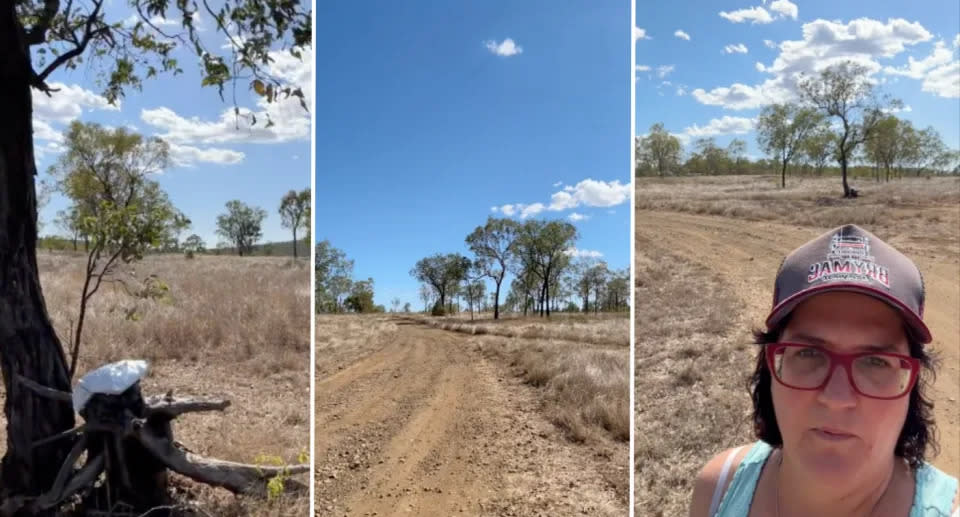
<box><xmin>72</xmin><ymin>359</ymin><xmax>149</xmax><ymax>413</ymax></box>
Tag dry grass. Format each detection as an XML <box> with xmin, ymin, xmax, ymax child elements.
<box><xmin>1</xmin><ymin>252</ymin><xmax>310</xmax><ymax>516</ymax></box>
<box><xmin>406</xmin><ymin>312</ymin><xmax>629</xmax><ymax>347</ymax></box>
<box><xmin>636</xmin><ymin>175</ymin><xmax>960</xmax><ymax>244</ymax></box>
<box><xmin>314</xmin><ymin>314</ymin><xmax>401</xmax><ymax>377</ymax></box>
<box><xmin>464</xmin><ymin>315</ymin><xmax>631</xmax><ymax>444</ymax></box>
<box><xmin>633</xmin><ymin>243</ymin><xmax>755</xmax><ymax>516</ymax></box>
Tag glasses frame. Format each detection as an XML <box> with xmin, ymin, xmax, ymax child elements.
<box><xmin>765</xmin><ymin>342</ymin><xmax>921</xmax><ymax>400</ymax></box>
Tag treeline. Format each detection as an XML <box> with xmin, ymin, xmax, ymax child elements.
<box><xmin>636</xmin><ymin>61</ymin><xmax>960</xmax><ymax>197</ymax></box>
<box><xmin>315</xmin><ymin>240</ymin><xmax>386</xmax><ymax>313</ymax></box>
<box><xmin>44</xmin><ymin>121</ymin><xmax>311</xmax><ymax>258</ymax></box>
<box><xmin>412</xmin><ymin>217</ymin><xmax>628</xmax><ymax>319</ymax></box>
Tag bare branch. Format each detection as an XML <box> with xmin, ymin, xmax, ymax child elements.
<box><xmin>145</xmin><ymin>396</ymin><xmax>231</xmax><ymax>418</ymax></box>
<box><xmin>15</xmin><ymin>374</ymin><xmax>72</xmax><ymax>403</ymax></box>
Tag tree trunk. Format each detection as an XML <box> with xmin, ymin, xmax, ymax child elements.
<box><xmin>0</xmin><ymin>5</ymin><xmax>77</xmax><ymax>501</ymax></box>
<box><xmin>841</xmin><ymin>157</ymin><xmax>851</xmax><ymax>197</ymax></box>
<box><xmin>781</xmin><ymin>159</ymin><xmax>787</xmax><ymax>188</ymax></box>
<box><xmin>493</xmin><ymin>281</ymin><xmax>501</xmax><ymax>320</ymax></box>
<box><xmin>292</xmin><ymin>228</ymin><xmax>297</xmax><ymax>259</ymax></box>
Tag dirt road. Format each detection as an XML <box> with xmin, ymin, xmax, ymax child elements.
<box><xmin>636</xmin><ymin>210</ymin><xmax>960</xmax><ymax>476</ymax></box>
<box><xmin>314</xmin><ymin>319</ymin><xmax>625</xmax><ymax>516</ymax></box>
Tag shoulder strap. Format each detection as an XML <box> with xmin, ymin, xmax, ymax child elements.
<box><xmin>713</xmin><ymin>441</ymin><xmax>774</xmax><ymax>517</ymax></box>
<box><xmin>708</xmin><ymin>446</ymin><xmax>745</xmax><ymax>517</ymax></box>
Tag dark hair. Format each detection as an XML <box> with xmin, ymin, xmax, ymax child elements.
<box><xmin>749</xmin><ymin>321</ymin><xmax>938</xmax><ymax>470</ymax></box>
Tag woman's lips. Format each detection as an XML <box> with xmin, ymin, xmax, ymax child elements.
<box><xmin>813</xmin><ymin>428</ymin><xmax>856</xmax><ymax>441</ymax></box>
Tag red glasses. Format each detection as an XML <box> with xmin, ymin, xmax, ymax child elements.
<box><xmin>766</xmin><ymin>343</ymin><xmax>920</xmax><ymax>400</ymax></box>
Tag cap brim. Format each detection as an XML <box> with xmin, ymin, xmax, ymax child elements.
<box><xmin>765</xmin><ymin>282</ymin><xmax>932</xmax><ymax>344</ymax></box>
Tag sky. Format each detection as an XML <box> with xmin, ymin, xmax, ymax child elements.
<box><xmin>634</xmin><ymin>0</ymin><xmax>960</xmax><ymax>159</ymax></box>
<box><xmin>317</xmin><ymin>1</ymin><xmax>631</xmax><ymax>309</ymax></box>
<box><xmin>32</xmin><ymin>6</ymin><xmax>312</xmax><ymax>247</ymax></box>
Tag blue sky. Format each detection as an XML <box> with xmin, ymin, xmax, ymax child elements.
<box><xmin>635</xmin><ymin>0</ymin><xmax>960</xmax><ymax>158</ymax></box>
<box><xmin>317</xmin><ymin>1</ymin><xmax>631</xmax><ymax>309</ymax></box>
<box><xmin>33</xmin><ymin>6</ymin><xmax>312</xmax><ymax>248</ymax></box>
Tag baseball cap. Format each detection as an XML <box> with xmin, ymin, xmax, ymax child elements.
<box><xmin>766</xmin><ymin>224</ymin><xmax>931</xmax><ymax>344</ymax></box>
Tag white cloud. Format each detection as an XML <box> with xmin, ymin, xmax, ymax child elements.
<box><xmin>564</xmin><ymin>247</ymin><xmax>603</xmax><ymax>259</ymax></box>
<box><xmin>882</xmin><ymin>104</ymin><xmax>913</xmax><ymax>113</ymax></box>
<box><xmin>141</xmin><ymin>47</ymin><xmax>312</xmax><ymax>144</ymax></box>
<box><xmin>32</xmin><ymin>119</ymin><xmax>63</xmax><ymax>143</ymax></box>
<box><xmin>33</xmin><ymin>83</ymin><xmax>118</xmax><ymax>124</ymax></box>
<box><xmin>724</xmin><ymin>43</ymin><xmax>749</xmax><ymax>54</ymax></box>
<box><xmin>168</xmin><ymin>143</ymin><xmax>245</xmax><ymax>167</ymax></box>
<box><xmin>675</xmin><ymin>30</ymin><xmax>691</xmax><ymax>41</ymax></box>
<box><xmin>719</xmin><ymin>6</ymin><xmax>773</xmax><ymax>24</ymax></box>
<box><xmin>764</xmin><ymin>39</ymin><xmax>778</xmax><ymax>49</ymax></box>
<box><xmin>683</xmin><ymin>116</ymin><xmax>755</xmax><ymax>137</ymax></box>
<box><xmin>677</xmin><ymin>86</ymin><xmax>687</xmax><ymax>96</ymax></box>
<box><xmin>920</xmin><ymin>61</ymin><xmax>959</xmax><ymax>98</ymax></box>
<box><xmin>490</xmin><ymin>206</ymin><xmax>500</xmax><ymax>213</ymax></box>
<box><xmin>500</xmin><ymin>204</ymin><xmax>516</xmax><ymax>216</ymax></box>
<box><xmin>882</xmin><ymin>40</ymin><xmax>959</xmax><ymax>98</ymax></box>
<box><xmin>634</xmin><ymin>27</ymin><xmax>650</xmax><ymax>41</ymax></box>
<box><xmin>552</xmin><ymin>181</ymin><xmax>563</xmax><ymax>187</ymax></box>
<box><xmin>484</xmin><ymin>38</ymin><xmax>523</xmax><ymax>57</ymax></box>
<box><xmin>955</xmin><ymin>34</ymin><xmax>960</xmax><ymax>48</ymax></box>
<box><xmin>568</xmin><ymin>212</ymin><xmax>589</xmax><ymax>222</ymax></box>
<box><xmin>883</xmin><ymin>40</ymin><xmax>954</xmax><ymax>79</ymax></box>
<box><xmin>693</xmin><ymin>18</ymin><xmax>933</xmax><ymax>110</ymax></box>
<box><xmin>769</xmin><ymin>0</ymin><xmax>798</xmax><ymax>20</ymax></box>
<box><xmin>635</xmin><ymin>65</ymin><xmax>652</xmax><ymax>72</ymax></box>
<box><xmin>551</xmin><ymin>179</ymin><xmax>630</xmax><ymax>210</ymax></box>
<box><xmin>756</xmin><ymin>62</ymin><xmax>766</xmax><ymax>72</ymax></box>
<box><xmin>520</xmin><ymin>203</ymin><xmax>545</xmax><ymax>219</ymax></box>
<box><xmin>657</xmin><ymin>65</ymin><xmax>675</xmax><ymax>78</ymax></box>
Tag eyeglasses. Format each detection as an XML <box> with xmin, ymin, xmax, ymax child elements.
<box><xmin>766</xmin><ymin>343</ymin><xmax>920</xmax><ymax>400</ymax></box>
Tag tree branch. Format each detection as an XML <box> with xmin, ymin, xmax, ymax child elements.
<box><xmin>24</xmin><ymin>0</ymin><xmax>61</xmax><ymax>45</ymax></box>
<box><xmin>35</xmin><ymin>0</ymin><xmax>107</xmax><ymax>83</ymax></box>
<box><xmin>15</xmin><ymin>374</ymin><xmax>72</xmax><ymax>403</ymax></box>
<box><xmin>144</xmin><ymin>396</ymin><xmax>231</xmax><ymax>419</ymax></box>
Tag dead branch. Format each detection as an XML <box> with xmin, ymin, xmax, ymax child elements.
<box><xmin>14</xmin><ymin>374</ymin><xmax>72</xmax><ymax>402</ymax></box>
<box><xmin>145</xmin><ymin>396</ymin><xmax>230</xmax><ymax>419</ymax></box>
<box><xmin>133</xmin><ymin>426</ymin><xmax>308</xmax><ymax>495</ymax></box>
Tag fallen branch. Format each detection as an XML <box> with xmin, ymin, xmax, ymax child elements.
<box><xmin>15</xmin><ymin>374</ymin><xmax>72</xmax><ymax>402</ymax></box>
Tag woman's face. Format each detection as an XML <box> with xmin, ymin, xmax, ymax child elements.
<box><xmin>772</xmin><ymin>291</ymin><xmax>911</xmax><ymax>480</ymax></box>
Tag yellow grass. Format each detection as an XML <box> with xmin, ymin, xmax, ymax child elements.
<box><xmin>1</xmin><ymin>252</ymin><xmax>310</xmax><ymax>516</ymax></box>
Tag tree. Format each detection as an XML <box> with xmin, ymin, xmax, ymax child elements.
<box><xmin>402</xmin><ymin>302</ymin><xmax>412</xmax><ymax>313</ymax></box>
<box><xmin>636</xmin><ymin>123</ymin><xmax>682</xmax><ymax>176</ymax></box>
<box><xmin>50</xmin><ymin>122</ymin><xmax>189</xmax><ymax>380</ymax></box>
<box><xmin>390</xmin><ymin>297</ymin><xmax>401</xmax><ymax>313</ymax></box>
<box><xmin>410</xmin><ymin>253</ymin><xmax>470</xmax><ymax>316</ymax></box>
<box><xmin>216</xmin><ymin>201</ymin><xmax>266</xmax><ymax>256</ymax></box>
<box><xmin>799</xmin><ymin>61</ymin><xmax>897</xmax><ymax>197</ymax></box>
<box><xmin>514</xmin><ymin>220</ymin><xmax>577</xmax><ymax>317</ymax></box>
<box><xmin>279</xmin><ymin>188</ymin><xmax>310</xmax><ymax>259</ymax></box>
<box><xmin>316</xmin><ymin>240</ymin><xmax>354</xmax><ymax>312</ymax></box>
<box><xmin>344</xmin><ymin>278</ymin><xmax>376</xmax><ymax>313</ymax></box>
<box><xmin>756</xmin><ymin>103</ymin><xmax>824</xmax><ymax>188</ymax></box>
<box><xmin>802</xmin><ymin>128</ymin><xmax>834</xmax><ymax>176</ymax></box>
<box><xmin>463</xmin><ymin>281</ymin><xmax>486</xmax><ymax>321</ymax></box>
<box><xmin>465</xmin><ymin>217</ymin><xmax>518</xmax><ymax>320</ymax></box>
<box><xmin>727</xmin><ymin>139</ymin><xmax>748</xmax><ymax>174</ymax></box>
<box><xmin>182</xmin><ymin>234</ymin><xmax>206</xmax><ymax>255</ymax></box>
<box><xmin>864</xmin><ymin>115</ymin><xmax>902</xmax><ymax>182</ymax></box>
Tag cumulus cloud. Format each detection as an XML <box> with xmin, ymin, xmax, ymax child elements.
<box><xmin>683</xmin><ymin>116</ymin><xmax>755</xmax><ymax>137</ymax></box>
<box><xmin>552</xmin><ymin>181</ymin><xmax>563</xmax><ymax>187</ymax></box>
<box><xmin>769</xmin><ymin>0</ymin><xmax>798</xmax><ymax>20</ymax></box>
<box><xmin>635</xmin><ymin>65</ymin><xmax>652</xmax><ymax>72</ymax></box>
<box><xmin>677</xmin><ymin>86</ymin><xmax>687</xmax><ymax>96</ymax></box>
<box><xmin>33</xmin><ymin>83</ymin><xmax>118</xmax><ymax>124</ymax></box>
<box><xmin>724</xmin><ymin>43</ymin><xmax>749</xmax><ymax>54</ymax></box>
<box><xmin>719</xmin><ymin>6</ymin><xmax>773</xmax><ymax>24</ymax></box>
<box><xmin>675</xmin><ymin>30</ymin><xmax>691</xmax><ymax>41</ymax></box>
<box><xmin>693</xmin><ymin>17</ymin><xmax>933</xmax><ymax>110</ymax></box>
<box><xmin>141</xmin><ymin>47</ymin><xmax>312</xmax><ymax>144</ymax></box>
<box><xmin>551</xmin><ymin>179</ymin><xmax>631</xmax><ymax>210</ymax></box>
<box><xmin>568</xmin><ymin>212</ymin><xmax>588</xmax><ymax>222</ymax></box>
<box><xmin>564</xmin><ymin>247</ymin><xmax>603</xmax><ymax>259</ymax></box>
<box><xmin>168</xmin><ymin>143</ymin><xmax>245</xmax><ymax>167</ymax></box>
<box><xmin>883</xmin><ymin>40</ymin><xmax>959</xmax><ymax>98</ymax></box>
<box><xmin>634</xmin><ymin>27</ymin><xmax>650</xmax><ymax>41</ymax></box>
<box><xmin>484</xmin><ymin>38</ymin><xmax>522</xmax><ymax>57</ymax></box>
<box><xmin>764</xmin><ymin>39</ymin><xmax>778</xmax><ymax>49</ymax></box>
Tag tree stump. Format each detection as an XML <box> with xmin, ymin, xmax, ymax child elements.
<box><xmin>1</xmin><ymin>379</ymin><xmax>308</xmax><ymax>516</ymax></box>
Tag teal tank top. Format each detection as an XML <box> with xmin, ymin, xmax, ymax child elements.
<box><xmin>712</xmin><ymin>441</ymin><xmax>958</xmax><ymax>517</ymax></box>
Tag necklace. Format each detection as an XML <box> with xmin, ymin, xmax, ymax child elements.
<box><xmin>775</xmin><ymin>451</ymin><xmax>894</xmax><ymax>517</ymax></box>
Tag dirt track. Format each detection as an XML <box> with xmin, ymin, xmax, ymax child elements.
<box><xmin>636</xmin><ymin>210</ymin><xmax>960</xmax><ymax>476</ymax></box>
<box><xmin>314</xmin><ymin>319</ymin><xmax>625</xmax><ymax>516</ymax></box>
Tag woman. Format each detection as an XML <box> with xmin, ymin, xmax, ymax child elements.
<box><xmin>689</xmin><ymin>224</ymin><xmax>959</xmax><ymax>517</ymax></box>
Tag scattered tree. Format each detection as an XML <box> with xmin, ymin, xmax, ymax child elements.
<box><xmin>755</xmin><ymin>103</ymin><xmax>824</xmax><ymax>188</ymax></box>
<box><xmin>465</xmin><ymin>217</ymin><xmax>518</xmax><ymax>319</ymax></box>
<box><xmin>636</xmin><ymin>123</ymin><xmax>682</xmax><ymax>176</ymax></box>
<box><xmin>410</xmin><ymin>254</ymin><xmax>470</xmax><ymax>316</ymax></box>
<box><xmin>316</xmin><ymin>240</ymin><xmax>354</xmax><ymax>312</ymax></box>
<box><xmin>279</xmin><ymin>188</ymin><xmax>310</xmax><ymax>259</ymax></box>
<box><xmin>216</xmin><ymin>200</ymin><xmax>267</xmax><ymax>256</ymax></box>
